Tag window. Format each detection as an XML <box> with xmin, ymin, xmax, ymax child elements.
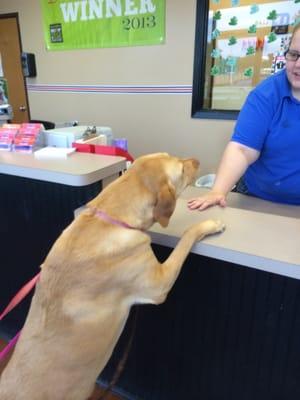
<box><xmin>192</xmin><ymin>0</ymin><xmax>299</xmax><ymax>120</ymax></box>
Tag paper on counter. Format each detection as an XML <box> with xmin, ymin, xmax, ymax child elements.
<box><xmin>34</xmin><ymin>146</ymin><xmax>76</xmax><ymax>159</ymax></box>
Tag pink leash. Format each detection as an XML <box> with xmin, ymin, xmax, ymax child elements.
<box><xmin>0</xmin><ymin>272</ymin><xmax>40</xmax><ymax>361</ymax></box>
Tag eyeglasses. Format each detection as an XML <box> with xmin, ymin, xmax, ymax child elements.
<box><xmin>284</xmin><ymin>49</ymin><xmax>300</xmax><ymax>62</ymax></box>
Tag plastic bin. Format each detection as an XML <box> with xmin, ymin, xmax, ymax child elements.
<box><xmin>195</xmin><ymin>174</ymin><xmax>215</xmax><ymax>188</ymax></box>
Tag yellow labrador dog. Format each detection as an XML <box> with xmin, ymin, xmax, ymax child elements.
<box><xmin>0</xmin><ymin>153</ymin><xmax>224</xmax><ymax>400</ymax></box>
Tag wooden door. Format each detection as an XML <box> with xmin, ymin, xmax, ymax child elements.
<box><xmin>0</xmin><ymin>14</ymin><xmax>30</xmax><ymax>123</ymax></box>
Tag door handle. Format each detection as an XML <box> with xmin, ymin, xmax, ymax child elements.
<box><xmin>19</xmin><ymin>105</ymin><xmax>27</xmax><ymax>112</ymax></box>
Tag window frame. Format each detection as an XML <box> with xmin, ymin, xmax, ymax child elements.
<box><xmin>191</xmin><ymin>0</ymin><xmax>244</xmax><ymax>120</ymax></box>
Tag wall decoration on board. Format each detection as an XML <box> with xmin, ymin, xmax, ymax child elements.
<box><xmin>263</xmin><ymin>33</ymin><xmax>290</xmax><ymax>56</ymax></box>
<box><xmin>228</xmin><ymin>36</ymin><xmax>237</xmax><ymax>45</ymax></box>
<box><xmin>213</xmin><ymin>10</ymin><xmax>222</xmax><ymax>20</ymax></box>
<box><xmin>211</xmin><ymin>48</ymin><xmax>221</xmax><ymax>58</ymax></box>
<box><xmin>217</xmin><ymin>37</ymin><xmax>257</xmax><ymax>58</ymax></box>
<box><xmin>250</xmin><ymin>4</ymin><xmax>259</xmax><ymax>14</ymax></box>
<box><xmin>211</xmin><ymin>65</ymin><xmax>221</xmax><ymax>76</ymax></box>
<box><xmin>202</xmin><ymin>0</ymin><xmax>300</xmax><ymax>112</ymax></box>
<box><xmin>212</xmin><ymin>28</ymin><xmax>221</xmax><ymax>39</ymax></box>
<box><xmin>229</xmin><ymin>16</ymin><xmax>238</xmax><ymax>25</ymax></box>
<box><xmin>267</xmin><ymin>10</ymin><xmax>278</xmax><ymax>20</ymax></box>
<box><xmin>40</xmin><ymin>0</ymin><xmax>165</xmax><ymax>50</ymax></box>
<box><xmin>248</xmin><ymin>24</ymin><xmax>257</xmax><ymax>33</ymax></box>
<box><xmin>267</xmin><ymin>31</ymin><xmax>277</xmax><ymax>42</ymax></box>
<box><xmin>244</xmin><ymin>67</ymin><xmax>254</xmax><ymax>77</ymax></box>
<box><xmin>246</xmin><ymin>45</ymin><xmax>255</xmax><ymax>55</ymax></box>
<box><xmin>211</xmin><ymin>55</ymin><xmax>238</xmax><ymax>77</ymax></box>
<box><xmin>271</xmin><ymin>12</ymin><xmax>290</xmax><ymax>34</ymax></box>
<box><xmin>208</xmin><ymin>0</ymin><xmax>300</xmax><ymax>83</ymax></box>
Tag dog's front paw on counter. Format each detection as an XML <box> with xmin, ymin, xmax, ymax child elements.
<box><xmin>192</xmin><ymin>219</ymin><xmax>225</xmax><ymax>241</ymax></box>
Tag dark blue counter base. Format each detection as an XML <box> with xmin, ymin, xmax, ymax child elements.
<box><xmin>101</xmin><ymin>244</ymin><xmax>300</xmax><ymax>400</ymax></box>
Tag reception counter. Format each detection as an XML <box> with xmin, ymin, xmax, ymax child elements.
<box><xmin>101</xmin><ymin>187</ymin><xmax>300</xmax><ymax>400</ymax></box>
<box><xmin>0</xmin><ymin>151</ymin><xmax>126</xmax><ymax>339</ymax></box>
<box><xmin>0</xmin><ymin>151</ymin><xmax>126</xmax><ymax>187</ymax></box>
<box><xmin>150</xmin><ymin>186</ymin><xmax>300</xmax><ymax>280</ymax></box>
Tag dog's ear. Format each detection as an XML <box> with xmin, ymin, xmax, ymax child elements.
<box><xmin>153</xmin><ymin>182</ymin><xmax>176</xmax><ymax>227</ymax></box>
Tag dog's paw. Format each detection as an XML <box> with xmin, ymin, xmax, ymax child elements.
<box><xmin>197</xmin><ymin>219</ymin><xmax>225</xmax><ymax>237</ymax></box>
<box><xmin>212</xmin><ymin>219</ymin><xmax>226</xmax><ymax>234</ymax></box>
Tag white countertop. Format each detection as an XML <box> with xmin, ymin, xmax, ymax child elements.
<box><xmin>150</xmin><ymin>187</ymin><xmax>300</xmax><ymax>280</ymax></box>
<box><xmin>0</xmin><ymin>151</ymin><xmax>126</xmax><ymax>186</ymax></box>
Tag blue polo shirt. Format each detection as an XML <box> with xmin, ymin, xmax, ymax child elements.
<box><xmin>231</xmin><ymin>69</ymin><xmax>300</xmax><ymax>204</ymax></box>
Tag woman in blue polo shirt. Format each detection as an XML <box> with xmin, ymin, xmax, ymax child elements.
<box><xmin>188</xmin><ymin>23</ymin><xmax>300</xmax><ymax>210</ymax></box>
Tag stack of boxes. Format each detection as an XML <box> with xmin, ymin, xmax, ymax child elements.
<box><xmin>0</xmin><ymin>123</ymin><xmax>43</xmax><ymax>153</ymax></box>
<box><xmin>0</xmin><ymin>125</ymin><xmax>18</xmax><ymax>151</ymax></box>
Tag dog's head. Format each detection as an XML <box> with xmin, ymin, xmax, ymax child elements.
<box><xmin>132</xmin><ymin>153</ymin><xmax>199</xmax><ymax>227</ymax></box>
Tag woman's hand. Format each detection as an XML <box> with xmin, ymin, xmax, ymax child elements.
<box><xmin>187</xmin><ymin>142</ymin><xmax>260</xmax><ymax>211</ymax></box>
<box><xmin>187</xmin><ymin>191</ymin><xmax>227</xmax><ymax>211</ymax></box>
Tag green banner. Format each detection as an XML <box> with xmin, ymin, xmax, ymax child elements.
<box><xmin>40</xmin><ymin>0</ymin><xmax>165</xmax><ymax>50</ymax></box>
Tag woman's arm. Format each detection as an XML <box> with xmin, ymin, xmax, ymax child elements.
<box><xmin>187</xmin><ymin>141</ymin><xmax>260</xmax><ymax>211</ymax></box>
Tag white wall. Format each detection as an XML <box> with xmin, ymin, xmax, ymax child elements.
<box><xmin>0</xmin><ymin>0</ymin><xmax>235</xmax><ymax>174</ymax></box>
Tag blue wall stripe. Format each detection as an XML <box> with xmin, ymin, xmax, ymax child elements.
<box><xmin>27</xmin><ymin>84</ymin><xmax>192</xmax><ymax>95</ymax></box>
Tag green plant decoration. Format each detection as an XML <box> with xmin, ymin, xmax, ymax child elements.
<box><xmin>212</xmin><ymin>28</ymin><xmax>221</xmax><ymax>40</ymax></box>
<box><xmin>228</xmin><ymin>36</ymin><xmax>237</xmax><ymax>46</ymax></box>
<box><xmin>211</xmin><ymin>65</ymin><xmax>221</xmax><ymax>76</ymax></box>
<box><xmin>267</xmin><ymin>10</ymin><xmax>278</xmax><ymax>20</ymax></box>
<box><xmin>267</xmin><ymin>32</ymin><xmax>277</xmax><ymax>43</ymax></box>
<box><xmin>250</xmin><ymin>4</ymin><xmax>259</xmax><ymax>14</ymax></box>
<box><xmin>211</xmin><ymin>49</ymin><xmax>221</xmax><ymax>58</ymax></box>
<box><xmin>248</xmin><ymin>24</ymin><xmax>257</xmax><ymax>33</ymax></box>
<box><xmin>244</xmin><ymin>67</ymin><xmax>254</xmax><ymax>77</ymax></box>
<box><xmin>246</xmin><ymin>46</ymin><xmax>255</xmax><ymax>55</ymax></box>
<box><xmin>229</xmin><ymin>16</ymin><xmax>238</xmax><ymax>26</ymax></box>
<box><xmin>226</xmin><ymin>57</ymin><xmax>236</xmax><ymax>67</ymax></box>
<box><xmin>213</xmin><ymin>10</ymin><xmax>222</xmax><ymax>20</ymax></box>
<box><xmin>295</xmin><ymin>0</ymin><xmax>300</xmax><ymax>3</ymax></box>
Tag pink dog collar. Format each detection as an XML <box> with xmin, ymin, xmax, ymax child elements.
<box><xmin>90</xmin><ymin>207</ymin><xmax>143</xmax><ymax>231</ymax></box>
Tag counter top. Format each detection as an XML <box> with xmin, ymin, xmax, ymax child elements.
<box><xmin>0</xmin><ymin>151</ymin><xmax>126</xmax><ymax>186</ymax></box>
<box><xmin>150</xmin><ymin>187</ymin><xmax>300</xmax><ymax>280</ymax></box>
